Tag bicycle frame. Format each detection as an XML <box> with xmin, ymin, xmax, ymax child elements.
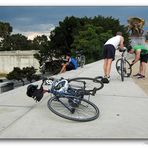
<box><xmin>54</xmin><ymin>93</ymin><xmax>82</xmax><ymax>113</ymax></box>
<box><xmin>46</xmin><ymin>84</ymin><xmax>85</xmax><ymax>113</ymax></box>
<box><xmin>121</xmin><ymin>50</ymin><xmax>127</xmax><ymax>61</ymax></box>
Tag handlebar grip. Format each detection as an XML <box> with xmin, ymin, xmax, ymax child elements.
<box><xmin>91</xmin><ymin>88</ymin><xmax>97</xmax><ymax>96</ymax></box>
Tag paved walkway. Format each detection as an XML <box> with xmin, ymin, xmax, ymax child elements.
<box><xmin>0</xmin><ymin>58</ymin><xmax>148</xmax><ymax>139</ymax></box>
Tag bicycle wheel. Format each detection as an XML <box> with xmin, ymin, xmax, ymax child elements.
<box><xmin>76</xmin><ymin>56</ymin><xmax>81</xmax><ymax>67</ymax></box>
<box><xmin>47</xmin><ymin>96</ymin><xmax>99</xmax><ymax>122</ymax></box>
<box><xmin>124</xmin><ymin>59</ymin><xmax>132</xmax><ymax>77</ymax></box>
<box><xmin>68</xmin><ymin>77</ymin><xmax>104</xmax><ymax>94</ymax></box>
<box><xmin>121</xmin><ymin>59</ymin><xmax>124</xmax><ymax>81</ymax></box>
<box><xmin>80</xmin><ymin>55</ymin><xmax>86</xmax><ymax>68</ymax></box>
<box><xmin>116</xmin><ymin>59</ymin><xmax>132</xmax><ymax>78</ymax></box>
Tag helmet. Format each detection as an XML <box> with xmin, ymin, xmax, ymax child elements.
<box><xmin>26</xmin><ymin>84</ymin><xmax>44</xmax><ymax>102</ymax></box>
<box><xmin>54</xmin><ymin>79</ymin><xmax>69</xmax><ymax>93</ymax></box>
<box><xmin>26</xmin><ymin>84</ymin><xmax>38</xmax><ymax>97</ymax></box>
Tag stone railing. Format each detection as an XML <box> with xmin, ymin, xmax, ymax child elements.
<box><xmin>0</xmin><ymin>81</ymin><xmax>14</xmax><ymax>93</ymax></box>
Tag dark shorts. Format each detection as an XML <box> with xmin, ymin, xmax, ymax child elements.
<box><xmin>66</xmin><ymin>62</ymin><xmax>75</xmax><ymax>71</ymax></box>
<box><xmin>140</xmin><ymin>54</ymin><xmax>148</xmax><ymax>63</ymax></box>
<box><xmin>103</xmin><ymin>44</ymin><xmax>116</xmax><ymax>61</ymax></box>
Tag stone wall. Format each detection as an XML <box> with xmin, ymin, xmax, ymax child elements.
<box><xmin>0</xmin><ymin>50</ymin><xmax>40</xmax><ymax>73</ymax></box>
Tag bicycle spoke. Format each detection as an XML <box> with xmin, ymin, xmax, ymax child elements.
<box><xmin>48</xmin><ymin>96</ymin><xmax>99</xmax><ymax>122</ymax></box>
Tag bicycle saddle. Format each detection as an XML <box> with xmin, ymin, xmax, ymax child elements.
<box><xmin>118</xmin><ymin>47</ymin><xmax>127</xmax><ymax>52</ymax></box>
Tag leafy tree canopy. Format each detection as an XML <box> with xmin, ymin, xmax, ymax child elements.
<box><xmin>0</xmin><ymin>22</ymin><xmax>12</xmax><ymax>38</ymax></box>
<box><xmin>0</xmin><ymin>15</ymin><xmax>130</xmax><ymax>65</ymax></box>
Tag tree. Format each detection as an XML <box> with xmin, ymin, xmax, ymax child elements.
<box><xmin>49</xmin><ymin>16</ymin><xmax>82</xmax><ymax>57</ymax></box>
<box><xmin>49</xmin><ymin>15</ymin><xmax>130</xmax><ymax>63</ymax></box>
<box><xmin>10</xmin><ymin>34</ymin><xmax>31</xmax><ymax>50</ymax></box>
<box><xmin>22</xmin><ymin>67</ymin><xmax>40</xmax><ymax>83</ymax></box>
<box><xmin>0</xmin><ymin>33</ymin><xmax>32</xmax><ymax>51</ymax></box>
<box><xmin>33</xmin><ymin>35</ymin><xmax>53</xmax><ymax>65</ymax></box>
<box><xmin>72</xmin><ymin>24</ymin><xmax>113</xmax><ymax>63</ymax></box>
<box><xmin>0</xmin><ymin>22</ymin><xmax>12</xmax><ymax>38</ymax></box>
<box><xmin>6</xmin><ymin>67</ymin><xmax>41</xmax><ymax>85</ymax></box>
<box><xmin>6</xmin><ymin>67</ymin><xmax>25</xmax><ymax>85</ymax></box>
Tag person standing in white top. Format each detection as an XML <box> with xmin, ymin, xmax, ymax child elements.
<box><xmin>103</xmin><ymin>32</ymin><xmax>124</xmax><ymax>82</ymax></box>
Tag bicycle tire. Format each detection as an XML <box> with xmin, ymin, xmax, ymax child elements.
<box><xmin>116</xmin><ymin>59</ymin><xmax>132</xmax><ymax>78</ymax></box>
<box><xmin>76</xmin><ymin>56</ymin><xmax>80</xmax><ymax>67</ymax></box>
<box><xmin>80</xmin><ymin>55</ymin><xmax>86</xmax><ymax>68</ymax></box>
<box><xmin>124</xmin><ymin>59</ymin><xmax>132</xmax><ymax>77</ymax></box>
<box><xmin>47</xmin><ymin>96</ymin><xmax>99</xmax><ymax>122</ymax></box>
<box><xmin>121</xmin><ymin>59</ymin><xmax>124</xmax><ymax>81</ymax></box>
<box><xmin>68</xmin><ymin>77</ymin><xmax>104</xmax><ymax>94</ymax></box>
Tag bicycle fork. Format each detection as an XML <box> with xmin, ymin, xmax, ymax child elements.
<box><xmin>56</xmin><ymin>97</ymin><xmax>76</xmax><ymax>114</ymax></box>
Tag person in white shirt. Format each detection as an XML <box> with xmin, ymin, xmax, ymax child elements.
<box><xmin>103</xmin><ymin>32</ymin><xmax>124</xmax><ymax>82</ymax></box>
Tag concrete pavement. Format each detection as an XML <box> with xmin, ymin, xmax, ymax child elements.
<box><xmin>0</xmin><ymin>58</ymin><xmax>148</xmax><ymax>139</ymax></box>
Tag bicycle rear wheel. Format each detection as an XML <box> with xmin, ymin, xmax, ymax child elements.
<box><xmin>80</xmin><ymin>55</ymin><xmax>86</xmax><ymax>68</ymax></box>
<box><xmin>68</xmin><ymin>77</ymin><xmax>104</xmax><ymax>94</ymax></box>
<box><xmin>47</xmin><ymin>96</ymin><xmax>99</xmax><ymax>122</ymax></box>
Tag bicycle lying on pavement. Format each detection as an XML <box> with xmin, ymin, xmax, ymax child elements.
<box><xmin>116</xmin><ymin>47</ymin><xmax>132</xmax><ymax>81</ymax></box>
<box><xmin>26</xmin><ymin>77</ymin><xmax>104</xmax><ymax>122</ymax></box>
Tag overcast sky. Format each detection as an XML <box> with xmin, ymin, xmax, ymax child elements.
<box><xmin>0</xmin><ymin>6</ymin><xmax>148</xmax><ymax>39</ymax></box>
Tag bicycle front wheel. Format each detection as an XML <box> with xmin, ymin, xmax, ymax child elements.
<box><xmin>116</xmin><ymin>59</ymin><xmax>132</xmax><ymax>78</ymax></box>
<box><xmin>120</xmin><ymin>59</ymin><xmax>124</xmax><ymax>81</ymax></box>
<box><xmin>47</xmin><ymin>96</ymin><xmax>99</xmax><ymax>122</ymax></box>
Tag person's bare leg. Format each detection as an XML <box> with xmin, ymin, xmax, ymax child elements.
<box><xmin>60</xmin><ymin>64</ymin><xmax>66</xmax><ymax>73</ymax></box>
<box><xmin>103</xmin><ymin>59</ymin><xmax>108</xmax><ymax>77</ymax></box>
<box><xmin>139</xmin><ymin>62</ymin><xmax>142</xmax><ymax>74</ymax></box>
<box><xmin>106</xmin><ymin>58</ymin><xmax>113</xmax><ymax>77</ymax></box>
<box><xmin>141</xmin><ymin>62</ymin><xmax>146</xmax><ymax>76</ymax></box>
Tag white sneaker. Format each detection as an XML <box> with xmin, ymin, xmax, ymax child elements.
<box><xmin>104</xmin><ymin>75</ymin><xmax>110</xmax><ymax>81</ymax></box>
<box><xmin>107</xmin><ymin>77</ymin><xmax>110</xmax><ymax>81</ymax></box>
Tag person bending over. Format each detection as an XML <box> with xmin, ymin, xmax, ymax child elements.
<box><xmin>103</xmin><ymin>32</ymin><xmax>124</xmax><ymax>82</ymax></box>
<box><xmin>128</xmin><ymin>44</ymin><xmax>148</xmax><ymax>79</ymax></box>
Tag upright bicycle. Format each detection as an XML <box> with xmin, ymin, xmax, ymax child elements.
<box><xmin>116</xmin><ymin>47</ymin><xmax>132</xmax><ymax>81</ymax></box>
<box><xmin>75</xmin><ymin>50</ymin><xmax>86</xmax><ymax>68</ymax></box>
<box><xmin>26</xmin><ymin>77</ymin><xmax>104</xmax><ymax>122</ymax></box>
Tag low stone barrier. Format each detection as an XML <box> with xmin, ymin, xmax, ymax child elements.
<box><xmin>0</xmin><ymin>81</ymin><xmax>14</xmax><ymax>93</ymax></box>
